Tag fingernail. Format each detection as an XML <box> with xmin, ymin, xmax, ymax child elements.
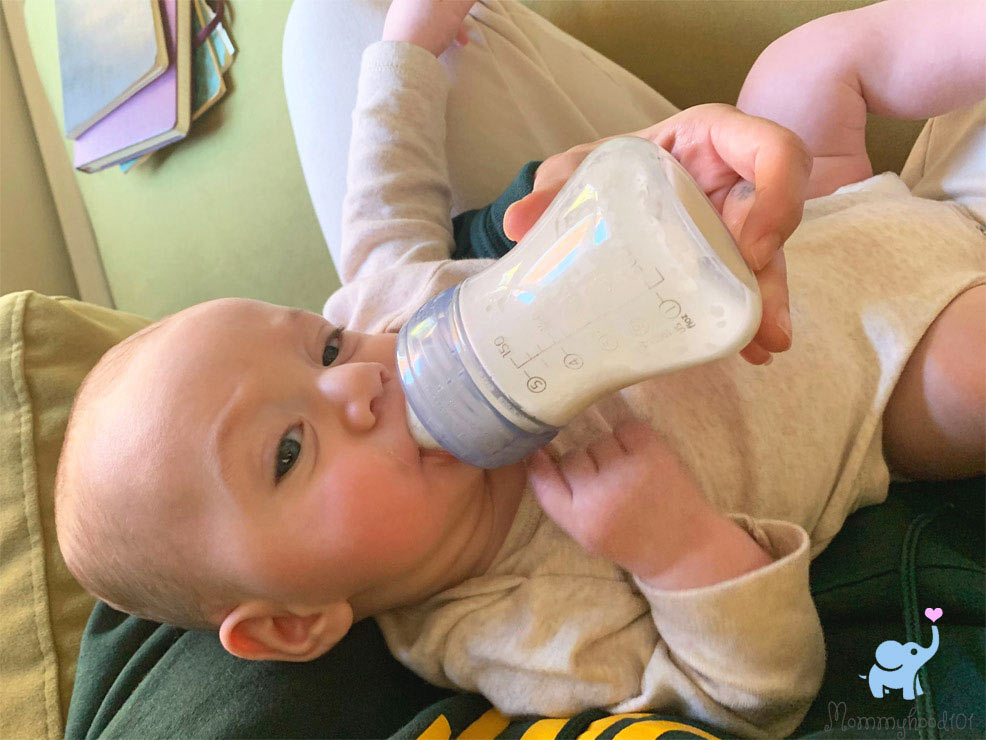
<box><xmin>777</xmin><ymin>304</ymin><xmax>792</xmax><ymax>345</ymax></box>
<box><xmin>751</xmin><ymin>235</ymin><xmax>780</xmax><ymax>271</ymax></box>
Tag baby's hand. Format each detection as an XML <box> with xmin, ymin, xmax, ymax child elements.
<box><xmin>382</xmin><ymin>0</ymin><xmax>476</xmax><ymax>57</ymax></box>
<box><xmin>526</xmin><ymin>420</ymin><xmax>720</xmax><ymax>582</ymax></box>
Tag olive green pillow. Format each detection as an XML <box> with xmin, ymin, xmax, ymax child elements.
<box><xmin>0</xmin><ymin>291</ymin><xmax>150</xmax><ymax>740</ymax></box>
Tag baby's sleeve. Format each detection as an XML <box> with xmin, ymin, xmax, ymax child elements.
<box><xmin>337</xmin><ymin>41</ymin><xmax>457</xmax><ymax>286</ymax></box>
<box><xmin>629</xmin><ymin>515</ymin><xmax>825</xmax><ymax>739</ymax></box>
<box><xmin>324</xmin><ymin>40</ymin><xmax>508</xmax><ymax>333</ymax></box>
<box><xmin>403</xmin><ymin>515</ymin><xmax>824</xmax><ymax>740</ymax></box>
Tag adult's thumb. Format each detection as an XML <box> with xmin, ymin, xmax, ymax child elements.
<box><xmin>503</xmin><ymin>189</ymin><xmax>557</xmax><ymax>242</ymax></box>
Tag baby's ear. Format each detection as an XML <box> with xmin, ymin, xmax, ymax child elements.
<box><xmin>218</xmin><ymin>600</ymin><xmax>353</xmax><ymax>662</ymax></box>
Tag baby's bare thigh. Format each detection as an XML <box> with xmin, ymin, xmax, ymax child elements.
<box><xmin>882</xmin><ymin>284</ymin><xmax>986</xmax><ymax>480</ymax></box>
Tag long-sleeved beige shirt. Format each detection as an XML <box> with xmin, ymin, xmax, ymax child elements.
<box><xmin>323</xmin><ymin>42</ymin><xmax>986</xmax><ymax>738</ymax></box>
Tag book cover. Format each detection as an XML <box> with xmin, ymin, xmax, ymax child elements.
<box><xmin>191</xmin><ymin>0</ymin><xmax>226</xmax><ymax>122</ymax></box>
<box><xmin>73</xmin><ymin>0</ymin><xmax>192</xmax><ymax>173</ymax></box>
<box><xmin>56</xmin><ymin>0</ymin><xmax>168</xmax><ymax>139</ymax></box>
<box><xmin>119</xmin><ymin>0</ymin><xmax>229</xmax><ymax>173</ymax></box>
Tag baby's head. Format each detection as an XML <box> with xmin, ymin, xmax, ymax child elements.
<box><xmin>55</xmin><ymin>297</ymin><xmax>524</xmax><ymax>661</ymax></box>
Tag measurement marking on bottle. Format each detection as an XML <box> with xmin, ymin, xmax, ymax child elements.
<box><xmin>489</xmin><ymin>238</ymin><xmax>695</xmax><ymax>373</ymax></box>
<box><xmin>647</xmin><ymin>268</ymin><xmax>666</xmax><ymax>289</ymax></box>
<box><xmin>598</xmin><ymin>334</ymin><xmax>619</xmax><ymax>351</ymax></box>
<box><xmin>512</xmin><ymin>350</ymin><xmax>541</xmax><ymax>369</ymax></box>
<box><xmin>659</xmin><ymin>299</ymin><xmax>681</xmax><ymax>319</ymax></box>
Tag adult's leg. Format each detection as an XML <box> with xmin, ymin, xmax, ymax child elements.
<box><xmin>282</xmin><ymin>0</ymin><xmax>390</xmax><ymax>269</ymax></box>
<box><xmin>882</xmin><ymin>283</ymin><xmax>986</xmax><ymax>480</ymax></box>
<box><xmin>437</xmin><ymin>0</ymin><xmax>679</xmax><ymax>215</ymax></box>
<box><xmin>282</xmin><ymin>0</ymin><xmax>679</xmax><ymax>270</ymax></box>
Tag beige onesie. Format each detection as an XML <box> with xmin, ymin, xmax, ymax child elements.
<box><xmin>322</xmin><ymin>42</ymin><xmax>986</xmax><ymax>739</ymax></box>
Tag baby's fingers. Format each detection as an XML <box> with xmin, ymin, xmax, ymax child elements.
<box><xmin>525</xmin><ymin>449</ymin><xmax>573</xmax><ymax>526</ymax></box>
<box><xmin>612</xmin><ymin>418</ymin><xmax>662</xmax><ymax>452</ymax></box>
<box><xmin>584</xmin><ymin>434</ymin><xmax>625</xmax><ymax>470</ymax></box>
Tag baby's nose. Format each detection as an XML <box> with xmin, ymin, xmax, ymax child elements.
<box><xmin>317</xmin><ymin>362</ymin><xmax>390</xmax><ymax>431</ymax></box>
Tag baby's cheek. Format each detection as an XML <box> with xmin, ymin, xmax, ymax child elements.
<box><xmin>319</xmin><ymin>453</ymin><xmax>436</xmax><ymax>564</ymax></box>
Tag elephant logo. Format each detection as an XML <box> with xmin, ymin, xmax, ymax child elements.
<box><xmin>860</xmin><ymin>608</ymin><xmax>942</xmax><ymax>701</ymax></box>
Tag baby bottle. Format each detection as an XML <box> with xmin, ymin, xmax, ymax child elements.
<box><xmin>396</xmin><ymin>136</ymin><xmax>761</xmax><ymax>468</ymax></box>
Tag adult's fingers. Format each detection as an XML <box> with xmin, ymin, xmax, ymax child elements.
<box><xmin>739</xmin><ymin>341</ymin><xmax>772</xmax><ymax>365</ymax></box>
<box><xmin>709</xmin><ymin>110</ymin><xmax>810</xmax><ymax>272</ymax></box>
<box><xmin>650</xmin><ymin>104</ymin><xmax>812</xmax><ymax>272</ymax></box>
<box><xmin>751</xmin><ymin>248</ymin><xmax>791</xmax><ymax>353</ymax></box>
<box><xmin>738</xmin><ymin>250</ymin><xmax>790</xmax><ymax>362</ymax></box>
<box><xmin>503</xmin><ymin>189</ymin><xmax>556</xmax><ymax>242</ymax></box>
<box><xmin>503</xmin><ymin>136</ymin><xmax>623</xmax><ymax>241</ymax></box>
<box><xmin>721</xmin><ymin>177</ymin><xmax>790</xmax><ymax>358</ymax></box>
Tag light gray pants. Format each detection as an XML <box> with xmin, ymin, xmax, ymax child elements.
<box><xmin>281</xmin><ymin>0</ymin><xmax>679</xmax><ymax>269</ymax></box>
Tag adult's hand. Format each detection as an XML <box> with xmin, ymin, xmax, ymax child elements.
<box><xmin>503</xmin><ymin>104</ymin><xmax>812</xmax><ymax>365</ymax></box>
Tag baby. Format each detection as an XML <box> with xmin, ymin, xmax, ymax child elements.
<box><xmin>55</xmin><ymin>0</ymin><xmax>984</xmax><ymax>738</ymax></box>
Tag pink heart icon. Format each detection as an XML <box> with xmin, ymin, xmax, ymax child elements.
<box><xmin>925</xmin><ymin>607</ymin><xmax>943</xmax><ymax>623</ymax></box>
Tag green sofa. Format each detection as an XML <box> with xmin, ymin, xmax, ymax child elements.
<box><xmin>2</xmin><ymin>2</ymin><xmax>981</xmax><ymax>739</ymax></box>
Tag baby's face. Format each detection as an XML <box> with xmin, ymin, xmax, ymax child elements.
<box><xmin>115</xmin><ymin>298</ymin><xmax>489</xmax><ymax>614</ymax></box>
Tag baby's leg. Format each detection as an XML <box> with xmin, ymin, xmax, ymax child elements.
<box><xmin>882</xmin><ymin>283</ymin><xmax>986</xmax><ymax>480</ymax></box>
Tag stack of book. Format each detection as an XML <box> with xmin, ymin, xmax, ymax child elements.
<box><xmin>55</xmin><ymin>0</ymin><xmax>235</xmax><ymax>173</ymax></box>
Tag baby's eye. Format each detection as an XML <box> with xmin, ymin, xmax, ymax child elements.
<box><xmin>322</xmin><ymin>328</ymin><xmax>343</xmax><ymax>366</ymax></box>
<box><xmin>275</xmin><ymin>425</ymin><xmax>303</xmax><ymax>483</ymax></box>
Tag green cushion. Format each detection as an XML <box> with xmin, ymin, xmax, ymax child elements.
<box><xmin>0</xmin><ymin>291</ymin><xmax>149</xmax><ymax>740</ymax></box>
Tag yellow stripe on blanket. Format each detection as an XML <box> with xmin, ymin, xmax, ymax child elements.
<box><xmin>577</xmin><ymin>713</ymin><xmax>653</xmax><ymax>740</ymax></box>
<box><xmin>519</xmin><ymin>718</ymin><xmax>568</xmax><ymax>739</ymax></box>
<box><xmin>459</xmin><ymin>708</ymin><xmax>511</xmax><ymax>739</ymax></box>
<box><xmin>612</xmin><ymin>719</ymin><xmax>722</xmax><ymax>740</ymax></box>
<box><xmin>418</xmin><ymin>714</ymin><xmax>452</xmax><ymax>740</ymax></box>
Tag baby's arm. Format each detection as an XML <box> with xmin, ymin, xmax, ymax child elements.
<box><xmin>738</xmin><ymin>0</ymin><xmax>986</xmax><ymax>198</ymax></box>
<box><xmin>525</xmin><ymin>421</ymin><xmax>825</xmax><ymax>736</ymax></box>
<box><xmin>322</xmin><ymin>1</ymin><xmax>488</xmax><ymax>333</ymax></box>
<box><xmin>527</xmin><ymin>420</ymin><xmax>772</xmax><ymax>590</ymax></box>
